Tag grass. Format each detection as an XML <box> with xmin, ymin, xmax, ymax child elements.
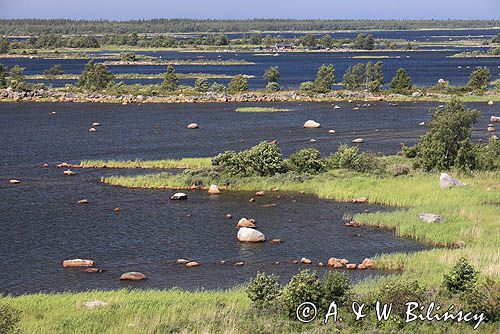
<box><xmin>79</xmin><ymin>157</ymin><xmax>212</xmax><ymax>169</ymax></box>
<box><xmin>234</xmin><ymin>107</ymin><xmax>291</xmax><ymax>112</ymax></box>
<box><xmin>27</xmin><ymin>73</ymin><xmax>254</xmax><ymax>80</ymax></box>
<box><xmin>101</xmin><ymin>161</ymin><xmax>500</xmax><ymax>288</ymax></box>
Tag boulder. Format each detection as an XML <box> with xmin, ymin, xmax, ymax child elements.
<box><xmin>269</xmin><ymin>239</ymin><xmax>282</xmax><ymax>244</ymax></box>
<box><xmin>9</xmin><ymin>179</ymin><xmax>20</xmax><ymax>184</ymax></box>
<box><xmin>83</xmin><ymin>301</ymin><xmax>108</xmax><ymax>309</ymax></box>
<box><xmin>300</xmin><ymin>257</ymin><xmax>312</xmax><ymax>264</ymax></box>
<box><xmin>236</xmin><ymin>218</ymin><xmax>256</xmax><ymax>228</ymax></box>
<box><xmin>351</xmin><ymin>197</ymin><xmax>368</xmax><ymax>204</ymax></box>
<box><xmin>346</xmin><ymin>264</ymin><xmax>356</xmax><ymax>269</ymax></box>
<box><xmin>225</xmin><ymin>213</ymin><xmax>232</xmax><ymax>219</ymax></box>
<box><xmin>114</xmin><ymin>207</ymin><xmax>122</xmax><ymax>212</ymax></box>
<box><xmin>78</xmin><ymin>199</ymin><xmax>89</xmax><ymax>204</ymax></box>
<box><xmin>439</xmin><ymin>173</ymin><xmax>465</xmax><ymax>189</ymax></box>
<box><xmin>328</xmin><ymin>129</ymin><xmax>336</xmax><ymax>134</ymax></box>
<box><xmin>419</xmin><ymin>213</ymin><xmax>443</xmax><ymax>223</ymax></box>
<box><xmin>412</xmin><ymin>91</ymin><xmax>422</xmax><ymax>98</ymax></box>
<box><xmin>327</xmin><ymin>258</ymin><xmax>341</xmax><ymax>267</ymax></box>
<box><xmin>89</xmin><ymin>128</ymin><xmax>96</xmax><ymax>132</ymax></box>
<box><xmin>255</xmin><ymin>191</ymin><xmax>265</xmax><ymax>196</ymax></box>
<box><xmin>309</xmin><ymin>139</ymin><xmax>317</xmax><ymax>143</ymax></box>
<box><xmin>491</xmin><ymin>116</ymin><xmax>500</xmax><ymax>123</ymax></box>
<box><xmin>63</xmin><ymin>259</ymin><xmax>95</xmax><ymax>267</ymax></box>
<box><xmin>185</xmin><ymin>261</ymin><xmax>200</xmax><ymax>267</ymax></box>
<box><xmin>249</xmin><ymin>197</ymin><xmax>255</xmax><ymax>202</ymax></box>
<box><xmin>487</xmin><ymin>101</ymin><xmax>494</xmax><ymax>106</ymax></box>
<box><xmin>333</xmin><ymin>105</ymin><xmax>341</xmax><ymax>109</ymax></box>
<box><xmin>419</xmin><ymin>121</ymin><xmax>426</xmax><ymax>126</ymax></box>
<box><xmin>303</xmin><ymin>120</ymin><xmax>321</xmax><ymax>128</ymax></box>
<box><xmin>187</xmin><ymin>123</ymin><xmax>199</xmax><ymax>129</ymax></box>
<box><xmin>487</xmin><ymin>126</ymin><xmax>495</xmax><ymax>132</ymax></box>
<box><xmin>234</xmin><ymin>261</ymin><xmax>244</xmax><ymax>266</ymax></box>
<box><xmin>237</xmin><ymin>227</ymin><xmax>265</xmax><ymax>242</ymax></box>
<box><xmin>352</xmin><ymin>138</ymin><xmax>364</xmax><ymax>144</ymax></box>
<box><xmin>41</xmin><ymin>163</ymin><xmax>49</xmax><ymax>168</ymax></box>
<box><xmin>340</xmin><ymin>259</ymin><xmax>349</xmax><ymax>265</ymax></box>
<box><xmin>208</xmin><ymin>184</ymin><xmax>221</xmax><ymax>195</ymax></box>
<box><xmin>361</xmin><ymin>258</ymin><xmax>376</xmax><ymax>269</ymax></box>
<box><xmin>176</xmin><ymin>258</ymin><xmax>189</xmax><ymax>264</ymax></box>
<box><xmin>170</xmin><ymin>192</ymin><xmax>187</xmax><ymax>200</ymax></box>
<box><xmin>120</xmin><ymin>272</ymin><xmax>146</xmax><ymax>281</ymax></box>
<box><xmin>63</xmin><ymin>169</ymin><xmax>77</xmax><ymax>176</ymax></box>
<box><xmin>92</xmin><ymin>122</ymin><xmax>101</xmax><ymax>127</ymax></box>
<box><xmin>357</xmin><ymin>264</ymin><xmax>367</xmax><ymax>270</ymax></box>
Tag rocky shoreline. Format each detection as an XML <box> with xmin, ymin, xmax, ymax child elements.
<box><xmin>1</xmin><ymin>87</ymin><xmax>498</xmax><ymax>104</ymax></box>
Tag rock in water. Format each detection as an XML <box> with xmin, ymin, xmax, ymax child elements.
<box><xmin>491</xmin><ymin>116</ymin><xmax>500</xmax><ymax>123</ymax></box>
<box><xmin>419</xmin><ymin>213</ymin><xmax>443</xmax><ymax>223</ymax></box>
<box><xmin>170</xmin><ymin>192</ymin><xmax>187</xmax><ymax>200</ymax></box>
<box><xmin>237</xmin><ymin>227</ymin><xmax>265</xmax><ymax>242</ymax></box>
<box><xmin>63</xmin><ymin>259</ymin><xmax>95</xmax><ymax>267</ymax></box>
<box><xmin>361</xmin><ymin>258</ymin><xmax>376</xmax><ymax>269</ymax></box>
<box><xmin>120</xmin><ymin>272</ymin><xmax>146</xmax><ymax>281</ymax></box>
<box><xmin>208</xmin><ymin>184</ymin><xmax>220</xmax><ymax>194</ymax></box>
<box><xmin>303</xmin><ymin>120</ymin><xmax>321</xmax><ymax>128</ymax></box>
<box><xmin>236</xmin><ymin>218</ymin><xmax>256</xmax><ymax>228</ymax></box>
<box><xmin>439</xmin><ymin>173</ymin><xmax>465</xmax><ymax>189</ymax></box>
<box><xmin>9</xmin><ymin>179</ymin><xmax>20</xmax><ymax>184</ymax></box>
<box><xmin>187</xmin><ymin>123</ymin><xmax>199</xmax><ymax>129</ymax></box>
<box><xmin>352</xmin><ymin>138</ymin><xmax>364</xmax><ymax>144</ymax></box>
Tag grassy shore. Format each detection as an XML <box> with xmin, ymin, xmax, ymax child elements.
<box><xmin>234</xmin><ymin>107</ymin><xmax>291</xmax><ymax>112</ymax></box>
<box><xmin>80</xmin><ymin>157</ymin><xmax>212</xmax><ymax>169</ymax></box>
<box><xmin>26</xmin><ymin>73</ymin><xmax>255</xmax><ymax>80</ymax></box>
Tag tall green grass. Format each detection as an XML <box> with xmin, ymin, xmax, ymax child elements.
<box><xmin>80</xmin><ymin>157</ymin><xmax>212</xmax><ymax>169</ymax></box>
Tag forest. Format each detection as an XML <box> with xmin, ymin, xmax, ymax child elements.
<box><xmin>0</xmin><ymin>19</ymin><xmax>499</xmax><ymax>35</ymax></box>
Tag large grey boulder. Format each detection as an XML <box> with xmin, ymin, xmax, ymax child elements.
<box><xmin>419</xmin><ymin>213</ymin><xmax>443</xmax><ymax>223</ymax></box>
<box><xmin>237</xmin><ymin>227</ymin><xmax>265</xmax><ymax>242</ymax></box>
<box><xmin>439</xmin><ymin>173</ymin><xmax>465</xmax><ymax>189</ymax></box>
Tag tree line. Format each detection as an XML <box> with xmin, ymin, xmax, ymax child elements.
<box><xmin>0</xmin><ymin>19</ymin><xmax>499</xmax><ymax>35</ymax></box>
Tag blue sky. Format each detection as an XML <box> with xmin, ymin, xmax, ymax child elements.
<box><xmin>1</xmin><ymin>0</ymin><xmax>499</xmax><ymax>20</ymax></box>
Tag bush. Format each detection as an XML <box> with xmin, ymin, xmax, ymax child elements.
<box><xmin>162</xmin><ymin>64</ymin><xmax>179</xmax><ymax>91</ymax></box>
<box><xmin>466</xmin><ymin>66</ymin><xmax>491</xmax><ymax>91</ymax></box>
<box><xmin>77</xmin><ymin>60</ymin><xmax>114</xmax><ymax>90</ymax></box>
<box><xmin>416</xmin><ymin>99</ymin><xmax>480</xmax><ymax>171</ymax></box>
<box><xmin>281</xmin><ymin>269</ymin><xmax>322</xmax><ymax>318</ymax></box>
<box><xmin>443</xmin><ymin>257</ymin><xmax>478</xmax><ymax>295</ymax></box>
<box><xmin>299</xmin><ymin>81</ymin><xmax>315</xmax><ymax>93</ymax></box>
<box><xmin>0</xmin><ymin>303</ymin><xmax>21</xmax><ymax>334</ymax></box>
<box><xmin>209</xmin><ymin>82</ymin><xmax>226</xmax><ymax>93</ymax></box>
<box><xmin>327</xmin><ymin>144</ymin><xmax>386</xmax><ymax>174</ymax></box>
<box><xmin>390</xmin><ymin>68</ymin><xmax>413</xmax><ymax>94</ymax></box>
<box><xmin>463</xmin><ymin>277</ymin><xmax>500</xmax><ymax>323</ymax></box>
<box><xmin>474</xmin><ymin>137</ymin><xmax>500</xmax><ymax>171</ymax></box>
<box><xmin>392</xmin><ymin>164</ymin><xmax>411</xmax><ymax>176</ymax></box>
<box><xmin>213</xmin><ymin>142</ymin><xmax>285</xmax><ymax>177</ymax></box>
<box><xmin>120</xmin><ymin>52</ymin><xmax>137</xmax><ymax>61</ymax></box>
<box><xmin>247</xmin><ymin>272</ymin><xmax>282</xmax><ymax>310</ymax></box>
<box><xmin>455</xmin><ymin>138</ymin><xmax>477</xmax><ymax>171</ymax></box>
<box><xmin>321</xmin><ymin>271</ymin><xmax>352</xmax><ymax>309</ymax></box>
<box><xmin>288</xmin><ymin>148</ymin><xmax>325</xmax><ymax>174</ymax></box>
<box><xmin>375</xmin><ymin>280</ymin><xmax>426</xmax><ymax>319</ymax></box>
<box><xmin>265</xmin><ymin>82</ymin><xmax>280</xmax><ymax>92</ymax></box>
<box><xmin>228</xmin><ymin>75</ymin><xmax>248</xmax><ymax>93</ymax></box>
<box><xmin>194</xmin><ymin>78</ymin><xmax>209</xmax><ymax>92</ymax></box>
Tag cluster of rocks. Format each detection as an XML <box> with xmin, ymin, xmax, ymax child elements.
<box><xmin>63</xmin><ymin>258</ymin><xmax>146</xmax><ymax>281</ymax></box>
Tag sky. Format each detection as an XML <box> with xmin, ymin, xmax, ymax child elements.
<box><xmin>0</xmin><ymin>0</ymin><xmax>499</xmax><ymax>20</ymax></box>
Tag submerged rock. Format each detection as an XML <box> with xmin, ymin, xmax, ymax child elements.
<box><xmin>120</xmin><ymin>272</ymin><xmax>146</xmax><ymax>281</ymax></box>
<box><xmin>300</xmin><ymin>257</ymin><xmax>312</xmax><ymax>264</ymax></box>
<box><xmin>77</xmin><ymin>199</ymin><xmax>89</xmax><ymax>204</ymax></box>
<box><xmin>303</xmin><ymin>120</ymin><xmax>321</xmax><ymax>128</ymax></box>
<box><xmin>63</xmin><ymin>169</ymin><xmax>76</xmax><ymax>176</ymax></box>
<box><xmin>185</xmin><ymin>261</ymin><xmax>200</xmax><ymax>267</ymax></box>
<box><xmin>439</xmin><ymin>173</ymin><xmax>465</xmax><ymax>189</ymax></box>
<box><xmin>176</xmin><ymin>259</ymin><xmax>190</xmax><ymax>264</ymax></box>
<box><xmin>63</xmin><ymin>259</ymin><xmax>95</xmax><ymax>267</ymax></box>
<box><xmin>170</xmin><ymin>192</ymin><xmax>187</xmax><ymax>200</ymax></box>
<box><xmin>237</xmin><ymin>227</ymin><xmax>265</xmax><ymax>242</ymax></box>
<box><xmin>81</xmin><ymin>268</ymin><xmax>105</xmax><ymax>273</ymax></box>
<box><xmin>419</xmin><ymin>213</ymin><xmax>443</xmax><ymax>223</ymax></box>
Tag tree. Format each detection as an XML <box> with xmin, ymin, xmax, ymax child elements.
<box><xmin>228</xmin><ymin>74</ymin><xmax>248</xmax><ymax>93</ymax></box>
<box><xmin>162</xmin><ymin>64</ymin><xmax>179</xmax><ymax>91</ymax></box>
<box><xmin>7</xmin><ymin>65</ymin><xmax>25</xmax><ymax>90</ymax></box>
<box><xmin>492</xmin><ymin>33</ymin><xmax>500</xmax><ymax>43</ymax></box>
<box><xmin>43</xmin><ymin>64</ymin><xmax>64</xmax><ymax>78</ymax></box>
<box><xmin>266</xmin><ymin>82</ymin><xmax>280</xmax><ymax>92</ymax></box>
<box><xmin>466</xmin><ymin>66</ymin><xmax>491</xmax><ymax>91</ymax></box>
<box><xmin>194</xmin><ymin>77</ymin><xmax>209</xmax><ymax>92</ymax></box>
<box><xmin>352</xmin><ymin>33</ymin><xmax>375</xmax><ymax>50</ymax></box>
<box><xmin>302</xmin><ymin>34</ymin><xmax>317</xmax><ymax>48</ymax></box>
<box><xmin>390</xmin><ymin>68</ymin><xmax>412</xmax><ymax>93</ymax></box>
<box><xmin>249</xmin><ymin>33</ymin><xmax>263</xmax><ymax>45</ymax></box>
<box><xmin>0</xmin><ymin>37</ymin><xmax>10</xmax><ymax>54</ymax></box>
<box><xmin>342</xmin><ymin>63</ymin><xmax>364</xmax><ymax>91</ymax></box>
<box><xmin>319</xmin><ymin>34</ymin><xmax>334</xmax><ymax>48</ymax></box>
<box><xmin>77</xmin><ymin>60</ymin><xmax>114</xmax><ymax>90</ymax></box>
<box><xmin>0</xmin><ymin>63</ymin><xmax>7</xmax><ymax>88</ymax></box>
<box><xmin>214</xmin><ymin>33</ymin><xmax>229</xmax><ymax>46</ymax></box>
<box><xmin>416</xmin><ymin>99</ymin><xmax>480</xmax><ymax>171</ymax></box>
<box><xmin>263</xmin><ymin>66</ymin><xmax>279</xmax><ymax>84</ymax></box>
<box><xmin>366</xmin><ymin>61</ymin><xmax>384</xmax><ymax>92</ymax></box>
<box><xmin>120</xmin><ymin>52</ymin><xmax>137</xmax><ymax>61</ymax></box>
<box><xmin>314</xmin><ymin>64</ymin><xmax>335</xmax><ymax>93</ymax></box>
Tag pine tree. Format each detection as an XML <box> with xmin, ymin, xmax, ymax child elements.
<box><xmin>390</xmin><ymin>68</ymin><xmax>412</xmax><ymax>94</ymax></box>
<box><xmin>314</xmin><ymin>64</ymin><xmax>335</xmax><ymax>93</ymax></box>
<box><xmin>194</xmin><ymin>78</ymin><xmax>209</xmax><ymax>92</ymax></box>
<box><xmin>162</xmin><ymin>64</ymin><xmax>179</xmax><ymax>91</ymax></box>
<box><xmin>342</xmin><ymin>63</ymin><xmax>364</xmax><ymax>91</ymax></box>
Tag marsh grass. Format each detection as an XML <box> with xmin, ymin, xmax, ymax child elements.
<box><xmin>234</xmin><ymin>107</ymin><xmax>291</xmax><ymax>112</ymax></box>
<box><xmin>80</xmin><ymin>157</ymin><xmax>212</xmax><ymax>169</ymax></box>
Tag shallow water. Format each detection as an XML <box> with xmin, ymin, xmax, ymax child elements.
<box><xmin>0</xmin><ymin>101</ymin><xmax>497</xmax><ymax>295</ymax></box>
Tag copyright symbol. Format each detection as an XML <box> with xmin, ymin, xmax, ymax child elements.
<box><xmin>296</xmin><ymin>302</ymin><xmax>317</xmax><ymax>323</ymax></box>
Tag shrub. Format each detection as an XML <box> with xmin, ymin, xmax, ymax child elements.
<box><xmin>213</xmin><ymin>142</ymin><xmax>285</xmax><ymax>177</ymax></box>
<box><xmin>228</xmin><ymin>75</ymin><xmax>248</xmax><ymax>93</ymax></box>
<box><xmin>416</xmin><ymin>99</ymin><xmax>480</xmax><ymax>171</ymax></box>
<box><xmin>392</xmin><ymin>164</ymin><xmax>411</xmax><ymax>176</ymax></box>
<box><xmin>120</xmin><ymin>52</ymin><xmax>137</xmax><ymax>61</ymax></box>
<box><xmin>390</xmin><ymin>68</ymin><xmax>413</xmax><ymax>94</ymax></box>
<box><xmin>265</xmin><ymin>82</ymin><xmax>280</xmax><ymax>92</ymax></box>
<box><xmin>194</xmin><ymin>78</ymin><xmax>209</xmax><ymax>92</ymax></box>
<box><xmin>474</xmin><ymin>137</ymin><xmax>500</xmax><ymax>171</ymax></box>
<box><xmin>327</xmin><ymin>144</ymin><xmax>386</xmax><ymax>174</ymax></box>
<box><xmin>463</xmin><ymin>277</ymin><xmax>500</xmax><ymax>323</ymax></box>
<box><xmin>466</xmin><ymin>66</ymin><xmax>491</xmax><ymax>91</ymax></box>
<box><xmin>263</xmin><ymin>66</ymin><xmax>279</xmax><ymax>83</ymax></box>
<box><xmin>288</xmin><ymin>148</ymin><xmax>325</xmax><ymax>174</ymax></box>
<box><xmin>455</xmin><ymin>138</ymin><xmax>477</xmax><ymax>172</ymax></box>
<box><xmin>209</xmin><ymin>82</ymin><xmax>226</xmax><ymax>93</ymax></box>
<box><xmin>281</xmin><ymin>269</ymin><xmax>322</xmax><ymax>318</ymax></box>
<box><xmin>375</xmin><ymin>280</ymin><xmax>426</xmax><ymax>319</ymax></box>
<box><xmin>443</xmin><ymin>257</ymin><xmax>478</xmax><ymax>295</ymax></box>
<box><xmin>77</xmin><ymin>60</ymin><xmax>114</xmax><ymax>90</ymax></box>
<box><xmin>321</xmin><ymin>271</ymin><xmax>352</xmax><ymax>309</ymax></box>
<box><xmin>247</xmin><ymin>272</ymin><xmax>282</xmax><ymax>310</ymax></box>
<box><xmin>299</xmin><ymin>81</ymin><xmax>315</xmax><ymax>93</ymax></box>
<box><xmin>0</xmin><ymin>303</ymin><xmax>21</xmax><ymax>334</ymax></box>
<box><xmin>162</xmin><ymin>64</ymin><xmax>179</xmax><ymax>91</ymax></box>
